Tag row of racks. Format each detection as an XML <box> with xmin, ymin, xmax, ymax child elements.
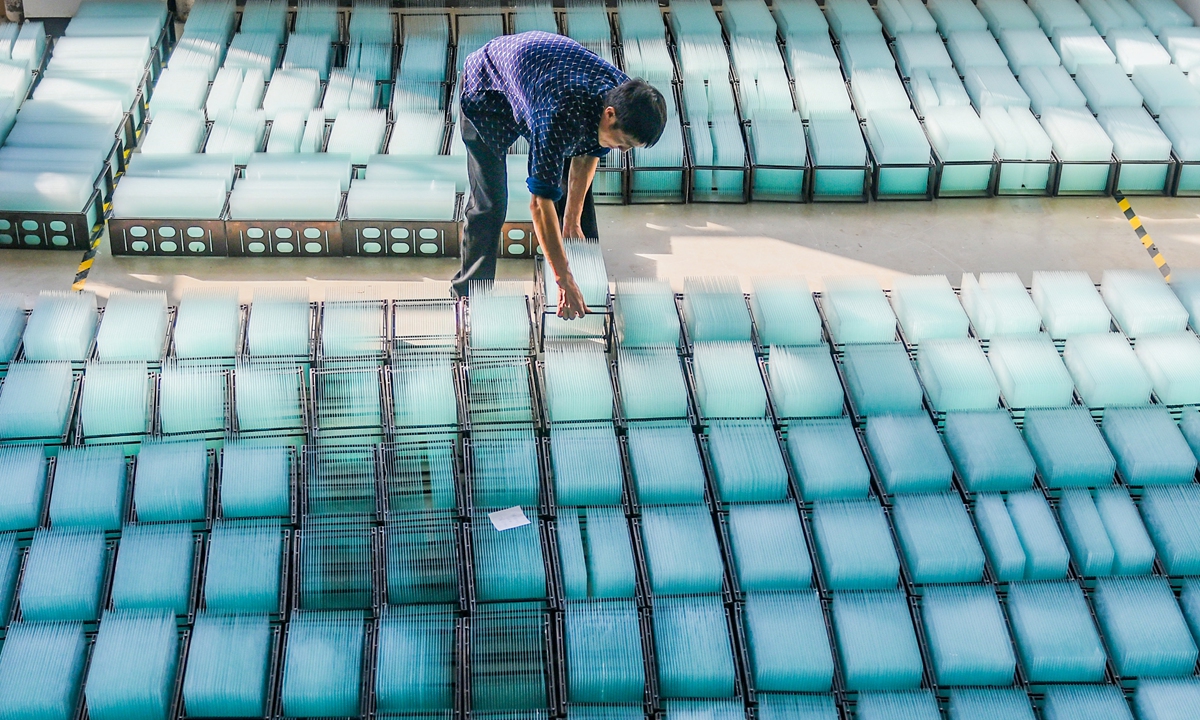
<box><xmin>1</xmin><ymin>412</ymin><xmax>1189</xmax><ymax>718</ymax></box>
<box><xmin>12</xmin><ymin>4</ymin><xmax>1191</xmax><ymax>258</ymax></box>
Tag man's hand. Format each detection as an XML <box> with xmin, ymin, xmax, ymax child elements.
<box><xmin>557</xmin><ymin>273</ymin><xmax>587</xmax><ymax>320</ymax></box>
<box><xmin>562</xmin><ymin>219</ymin><xmax>586</xmax><ymax>240</ymax></box>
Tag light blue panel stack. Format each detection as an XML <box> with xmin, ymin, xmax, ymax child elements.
<box><xmin>1166</xmin><ymin>270</ymin><xmax>1200</xmax><ymax>331</ymax></box>
<box><xmin>384</xmin><ymin>439</ymin><xmax>458</xmax><ymax>511</ymax></box>
<box><xmin>110</xmin><ymin>522</ymin><xmax>194</xmax><ymax>614</ymax></box>
<box><xmin>472</xmin><ymin>509</ymin><xmax>546</xmax><ymax>602</ymax></box>
<box><xmin>280</xmin><ymin>611</ymin><xmax>364</xmax><ymax>718</ymax></box>
<box><xmin>1006</xmin><ymin>580</ymin><xmax>1108</xmax><ymax>682</ymax></box>
<box><xmin>1059</xmin><ymin>489</ymin><xmax>1117</xmax><ymax>576</ymax></box>
<box><xmin>309</xmin><ymin>447</ymin><xmax>376</xmax><ymax>517</ymax></box>
<box><xmin>1095</xmin><ymin>486</ymin><xmax>1158</xmax><ymax>575</ymax></box>
<box><xmin>808</xmin><ymin>113</ymin><xmax>870</xmax><ymax>198</ymax></box>
<box><xmin>0</xmin><ymin>445</ymin><xmax>47</xmax><ymax>531</ymax></box>
<box><xmin>1102</xmin><ymin>270</ymin><xmax>1190</xmax><ymax>338</ymax></box>
<box><xmin>856</xmin><ymin>691</ymin><xmax>942</xmax><ymax>720</ymax></box>
<box><xmin>80</xmin><ymin>361</ymin><xmax>149</xmax><ymax>439</ymax></box>
<box><xmin>390</xmin><ymin>354</ymin><xmax>459</xmax><ymax>434</ymax></box>
<box><xmin>918</xmin><ymin>339</ymin><xmax>1002</xmax><ymax>412</ymax></box>
<box><xmin>386</xmin><ymin>510</ymin><xmax>459</xmax><ymax>604</ymax></box>
<box><xmin>1183</xmin><ymin>408</ymin><xmax>1200</xmax><ymax>459</ymax></box>
<box><xmin>1092</xmin><ymin>575</ymin><xmax>1198</xmax><ymax>677</ymax></box>
<box><xmin>617</xmin><ymin>346</ymin><xmax>690</xmax><ymax>420</ymax></box>
<box><xmin>375</xmin><ymin>605</ymin><xmax>456</xmax><ymax>711</ymax></box>
<box><xmin>468</xmin><ymin>358</ymin><xmax>535</xmax><ymax>426</ymax></box>
<box><xmin>842</xmin><ymin>343</ymin><xmax>924</xmax><ymax>417</ymax></box>
<box><xmin>975</xmin><ymin>493</ymin><xmax>1028</xmax><ymax>581</ymax></box>
<box><xmin>987</xmin><ymin>335</ymin><xmax>1077</xmax><ymax>409</ymax></box>
<box><xmin>822</xmin><ymin>277</ymin><xmax>898</xmax><ymax>345</ymax></box>
<box><xmin>134</xmin><ymin>440</ymin><xmax>208</xmax><ymax>523</ymax></box>
<box><xmin>1031</xmin><ymin>271</ymin><xmax>1113</xmax><ymax>340</ymax></box>
<box><xmin>947</xmin><ymin>688</ymin><xmax>1037</xmax><ymax>720</ymax></box>
<box><xmin>297</xmin><ymin>516</ymin><xmax>374</xmax><ymax>611</ymax></box>
<box><xmin>0</xmin><ymin>532</ymin><xmax>16</xmax><ymax>623</ymax></box>
<box><xmin>313</xmin><ymin>364</ymin><xmax>384</xmax><ymax>435</ymax></box>
<box><xmin>1134</xmin><ymin>333</ymin><xmax>1200</xmax><ymax>406</ymax></box>
<box><xmin>470</xmin><ymin>428</ymin><xmax>540</xmax><ymax>509</ymax></box>
<box><xmin>95</xmin><ymin>291</ymin><xmax>169</xmax><ymax>362</ymax></box>
<box><xmin>157</xmin><ymin>360</ymin><xmax>226</xmax><ymax>436</ymax></box>
<box><xmin>706</xmin><ymin>419</ymin><xmax>789</xmax><ymax>502</ymax></box>
<box><xmin>557</xmin><ymin>507</ymin><xmax>638</xmax><ymax>599</ymax></box>
<box><xmin>1023</xmin><ymin>407</ymin><xmax>1117</xmax><ymax>488</ymax></box>
<box><xmin>0</xmin><ymin>361</ymin><xmax>75</xmax><ymax>441</ymax></box>
<box><xmin>1140</xmin><ymin>485</ymin><xmax>1200</xmax><ymax>575</ymax></box>
<box><xmin>545</xmin><ymin>343</ymin><xmax>613</xmax><ymax>422</ymax></box>
<box><xmin>1135</xmin><ymin>678</ymin><xmax>1200</xmax><ymax>720</ymax></box>
<box><xmin>627</xmin><ymin>420</ymin><xmax>706</xmax><ymax>505</ymax></box>
<box><xmin>681</xmin><ymin>277</ymin><xmax>751</xmax><ymax>344</ymax></box>
<box><xmin>787</xmin><ymin>418</ymin><xmax>872</xmax><ymax>500</ymax></box>
<box><xmin>767</xmin><ymin>345</ymin><xmax>845</xmax><ymax>419</ymax></box>
<box><xmin>614</xmin><ymin>280</ymin><xmax>681</xmax><ymax>347</ymax></box>
<box><xmin>1063</xmin><ymin>332</ymin><xmax>1153</xmax><ymax>408</ymax></box>
<box><xmin>470</xmin><ymin>601</ymin><xmax>549</xmax><ymax>710</ymax></box>
<box><xmin>691</xmin><ymin>340</ymin><xmax>763</xmax><ymax>420</ymax></box>
<box><xmin>234</xmin><ymin>360</ymin><xmax>305</xmax><ymax>433</ymax></box>
<box><xmin>743</xmin><ymin>589</ymin><xmax>834</xmax><ymax>691</ymax></box>
<box><xmin>1006</xmin><ymin>490</ymin><xmax>1071</xmax><ymax>580</ymax></box>
<box><xmin>173</xmin><ymin>288</ymin><xmax>240</xmax><ymax>360</ymax></box>
<box><xmin>831</xmin><ymin>589</ymin><xmax>923</xmax><ymax>690</ymax></box>
<box><xmin>0</xmin><ymin>295</ymin><xmax>25</xmax><ymax>364</ymax></box>
<box><xmin>321</xmin><ymin>299</ymin><xmax>386</xmax><ymax>359</ymax></box>
<box><xmin>921</xmin><ymin>584</ymin><xmax>1016</xmax><ymax>686</ymax></box>
<box><xmin>84</xmin><ymin>609</ymin><xmax>179</xmax><ymax>720</ymax></box>
<box><xmin>183</xmin><ymin>613</ymin><xmax>273</xmax><ymax>718</ymax></box>
<box><xmin>18</xmin><ymin>528</ymin><xmax>106</xmax><ymax>621</ymax></box>
<box><xmin>726</xmin><ymin>501</ymin><xmax>813</xmax><ymax>590</ymax></box>
<box><xmin>891</xmin><ymin>493</ymin><xmax>986</xmax><ymax>583</ymax></box>
<box><xmin>48</xmin><ymin>446</ymin><xmax>127</xmax><ymax>531</ymax></box>
<box><xmin>204</xmin><ymin>519</ymin><xmax>282</xmax><ymax>613</ymax></box>
<box><xmin>943</xmin><ymin>410</ymin><xmax>1037</xmax><ymax>493</ymax></box>
<box><xmin>0</xmin><ymin>620</ymin><xmax>88</xmax><ymax>720</ymax></box>
<box><xmin>22</xmin><ymin>292</ymin><xmax>97</xmax><ymax>362</ymax></box>
<box><xmin>1102</xmin><ymin>407</ymin><xmax>1197</xmax><ymax>485</ymax></box>
<box><xmin>652</xmin><ymin>594</ymin><xmax>737</xmax><ymax>698</ymax></box>
<box><xmin>468</xmin><ymin>283</ymin><xmax>530</xmax><ymax>353</ymax></box>
<box><xmin>640</xmin><ymin>504</ymin><xmax>725</xmax><ymax>595</ymax></box>
<box><xmin>891</xmin><ymin>275</ymin><xmax>970</xmax><ymax>343</ymax></box>
<box><xmin>811</xmin><ymin>498</ymin><xmax>900</xmax><ymax>589</ymax></box>
<box><xmin>550</xmin><ymin>423</ymin><xmax>624</xmax><ymax>506</ymax></box>
<box><xmin>758</xmin><ymin>692</ymin><xmax>839</xmax><ymax>720</ymax></box>
<box><xmin>959</xmin><ymin>275</ymin><xmax>1041</xmax><ymax>339</ymax></box>
<box><xmin>864</xmin><ymin>413</ymin><xmax>955</xmax><ymax>494</ymax></box>
<box><xmin>750</xmin><ymin>278</ymin><xmax>822</xmax><ymax>347</ymax></box>
<box><xmin>564</xmin><ymin>598</ymin><xmax>645</xmax><ymax>703</ymax></box>
<box><xmin>219</xmin><ymin>442</ymin><xmax>291</xmax><ymax>519</ymax></box>
<box><xmin>1041</xmin><ymin>685</ymin><xmax>1134</xmax><ymax>720</ymax></box>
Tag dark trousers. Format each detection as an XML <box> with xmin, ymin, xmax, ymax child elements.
<box><xmin>451</xmin><ymin>115</ymin><xmax>598</xmax><ymax>298</ymax></box>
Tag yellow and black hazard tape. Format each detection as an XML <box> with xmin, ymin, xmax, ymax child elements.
<box><xmin>1115</xmin><ymin>192</ymin><xmax>1171</xmax><ymax>282</ymax></box>
<box><xmin>71</xmin><ymin>236</ymin><xmax>103</xmax><ymax>292</ymax></box>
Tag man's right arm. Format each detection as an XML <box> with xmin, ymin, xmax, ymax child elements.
<box><xmin>530</xmin><ymin>194</ymin><xmax>587</xmax><ymax>320</ymax></box>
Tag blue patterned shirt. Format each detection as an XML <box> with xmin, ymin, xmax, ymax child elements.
<box><xmin>461</xmin><ymin>31</ymin><xmax>629</xmax><ymax>201</ymax></box>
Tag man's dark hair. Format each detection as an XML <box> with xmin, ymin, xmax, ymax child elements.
<box><xmin>604</xmin><ymin>79</ymin><xmax>668</xmax><ymax>148</ymax></box>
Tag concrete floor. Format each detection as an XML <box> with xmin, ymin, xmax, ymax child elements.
<box><xmin>4</xmin><ymin>195</ymin><xmax>1200</xmax><ymax>302</ymax></box>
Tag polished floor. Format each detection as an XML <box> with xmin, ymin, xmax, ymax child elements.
<box><xmin>3</xmin><ymin>195</ymin><xmax>1200</xmax><ymax>301</ymax></box>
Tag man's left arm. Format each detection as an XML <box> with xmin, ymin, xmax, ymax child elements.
<box><xmin>561</xmin><ymin>155</ymin><xmax>599</xmax><ymax>240</ymax></box>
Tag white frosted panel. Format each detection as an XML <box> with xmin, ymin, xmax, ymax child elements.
<box><xmin>1133</xmin><ymin>64</ymin><xmax>1200</xmax><ymax>115</ymax></box>
<box><xmin>966</xmin><ymin>66</ymin><xmax>1032</xmax><ymax>107</ymax></box>
<box><xmin>1053</xmin><ymin>27</ymin><xmax>1117</xmax><ymax>73</ymax></box>
<box><xmin>1000</xmin><ymin>29</ymin><xmax>1062</xmax><ymax>73</ymax></box>
<box><xmin>1075</xmin><ymin>62</ymin><xmax>1145</xmax><ymax>109</ymax></box>
<box><xmin>1040</xmin><ymin>106</ymin><xmax>1114</xmax><ymax>161</ymax></box>
<box><xmin>948</xmin><ymin>30</ymin><xmax>1010</xmax><ymax>69</ymax></box>
<box><xmin>925</xmin><ymin>105</ymin><xmax>997</xmax><ymax>161</ymax></box>
<box><xmin>1107</xmin><ymin>26</ymin><xmax>1173</xmax><ymax>71</ymax></box>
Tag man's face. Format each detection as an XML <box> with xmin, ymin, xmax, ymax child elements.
<box><xmin>597</xmin><ymin>106</ymin><xmax>643</xmax><ymax>151</ymax></box>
